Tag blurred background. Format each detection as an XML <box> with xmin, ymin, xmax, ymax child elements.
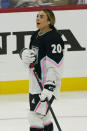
<box><xmin>0</xmin><ymin>0</ymin><xmax>87</xmax><ymax>8</ymax></box>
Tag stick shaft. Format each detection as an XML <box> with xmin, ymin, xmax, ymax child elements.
<box><xmin>46</xmin><ymin>98</ymin><xmax>62</xmax><ymax>131</ymax></box>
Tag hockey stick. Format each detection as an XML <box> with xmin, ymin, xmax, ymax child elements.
<box><xmin>30</xmin><ymin>64</ymin><xmax>62</xmax><ymax>131</ymax></box>
<box><xmin>46</xmin><ymin>97</ymin><xmax>62</xmax><ymax>131</ymax></box>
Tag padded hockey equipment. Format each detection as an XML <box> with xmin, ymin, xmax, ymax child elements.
<box><xmin>30</xmin><ymin>64</ymin><xmax>62</xmax><ymax>131</ymax></box>
<box><xmin>30</xmin><ymin>127</ymin><xmax>44</xmax><ymax>131</ymax></box>
<box><xmin>21</xmin><ymin>49</ymin><xmax>35</xmax><ymax>67</ymax></box>
<box><xmin>39</xmin><ymin>89</ymin><xmax>53</xmax><ymax>102</ymax></box>
<box><xmin>44</xmin><ymin>123</ymin><xmax>53</xmax><ymax>131</ymax></box>
<box><xmin>40</xmin><ymin>82</ymin><xmax>56</xmax><ymax>102</ymax></box>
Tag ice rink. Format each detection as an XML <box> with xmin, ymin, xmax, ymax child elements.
<box><xmin>0</xmin><ymin>91</ymin><xmax>87</xmax><ymax>131</ymax></box>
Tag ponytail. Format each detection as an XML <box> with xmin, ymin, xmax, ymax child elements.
<box><xmin>50</xmin><ymin>25</ymin><xmax>58</xmax><ymax>32</ymax></box>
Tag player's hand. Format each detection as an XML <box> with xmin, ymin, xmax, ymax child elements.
<box><xmin>40</xmin><ymin>82</ymin><xmax>56</xmax><ymax>101</ymax></box>
<box><xmin>40</xmin><ymin>88</ymin><xmax>52</xmax><ymax>102</ymax></box>
<box><xmin>21</xmin><ymin>49</ymin><xmax>36</xmax><ymax>67</ymax></box>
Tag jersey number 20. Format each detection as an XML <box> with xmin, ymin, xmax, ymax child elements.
<box><xmin>51</xmin><ymin>44</ymin><xmax>62</xmax><ymax>54</ymax></box>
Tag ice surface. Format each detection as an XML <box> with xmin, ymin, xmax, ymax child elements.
<box><xmin>0</xmin><ymin>91</ymin><xmax>87</xmax><ymax>131</ymax></box>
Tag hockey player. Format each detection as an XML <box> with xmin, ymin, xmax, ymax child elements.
<box><xmin>21</xmin><ymin>8</ymin><xmax>64</xmax><ymax>131</ymax></box>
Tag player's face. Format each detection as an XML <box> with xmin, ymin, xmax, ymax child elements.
<box><xmin>36</xmin><ymin>11</ymin><xmax>51</xmax><ymax>33</ymax></box>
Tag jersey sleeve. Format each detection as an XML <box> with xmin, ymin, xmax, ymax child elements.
<box><xmin>46</xmin><ymin>33</ymin><xmax>64</xmax><ymax>65</ymax></box>
<box><xmin>45</xmin><ymin>33</ymin><xmax>64</xmax><ymax>89</ymax></box>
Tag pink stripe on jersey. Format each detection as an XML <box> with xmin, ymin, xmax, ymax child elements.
<box><xmin>44</xmin><ymin>122</ymin><xmax>52</xmax><ymax>127</ymax></box>
<box><xmin>41</xmin><ymin>56</ymin><xmax>64</xmax><ymax>86</ymax></box>
<box><xmin>30</xmin><ymin>126</ymin><xmax>44</xmax><ymax>129</ymax></box>
<box><xmin>46</xmin><ymin>56</ymin><xmax>64</xmax><ymax>68</ymax></box>
<box><xmin>34</xmin><ymin>102</ymin><xmax>41</xmax><ymax>112</ymax></box>
<box><xmin>41</xmin><ymin>57</ymin><xmax>46</xmax><ymax>86</ymax></box>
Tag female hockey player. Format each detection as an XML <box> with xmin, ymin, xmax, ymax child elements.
<box><xmin>21</xmin><ymin>8</ymin><xmax>64</xmax><ymax>131</ymax></box>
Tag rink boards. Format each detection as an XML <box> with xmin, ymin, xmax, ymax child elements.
<box><xmin>0</xmin><ymin>77</ymin><xmax>87</xmax><ymax>94</ymax></box>
<box><xmin>0</xmin><ymin>6</ymin><xmax>87</xmax><ymax>94</ymax></box>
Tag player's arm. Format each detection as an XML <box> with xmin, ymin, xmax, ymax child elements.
<box><xmin>40</xmin><ymin>34</ymin><xmax>64</xmax><ymax>101</ymax></box>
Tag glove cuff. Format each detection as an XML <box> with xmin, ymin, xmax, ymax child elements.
<box><xmin>44</xmin><ymin>84</ymin><xmax>56</xmax><ymax>92</ymax></box>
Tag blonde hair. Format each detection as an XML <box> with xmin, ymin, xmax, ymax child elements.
<box><xmin>42</xmin><ymin>8</ymin><xmax>56</xmax><ymax>30</ymax></box>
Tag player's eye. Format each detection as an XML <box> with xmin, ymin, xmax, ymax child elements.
<box><xmin>40</xmin><ymin>15</ymin><xmax>45</xmax><ymax>18</ymax></box>
<box><xmin>36</xmin><ymin>14</ymin><xmax>45</xmax><ymax>19</ymax></box>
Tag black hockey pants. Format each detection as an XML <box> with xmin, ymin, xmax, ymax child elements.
<box><xmin>30</xmin><ymin>123</ymin><xmax>53</xmax><ymax>131</ymax></box>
